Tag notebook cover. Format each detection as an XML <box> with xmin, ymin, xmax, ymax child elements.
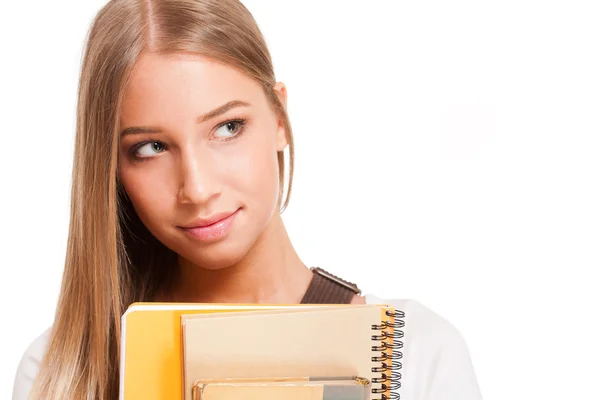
<box><xmin>181</xmin><ymin>306</ymin><xmax>388</xmax><ymax>400</ymax></box>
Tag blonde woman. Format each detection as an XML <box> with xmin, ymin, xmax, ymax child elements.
<box><xmin>12</xmin><ymin>1</ymin><xmax>482</xmax><ymax>399</ymax></box>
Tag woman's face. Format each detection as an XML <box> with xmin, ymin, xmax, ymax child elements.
<box><xmin>118</xmin><ymin>52</ymin><xmax>288</xmax><ymax>269</ymax></box>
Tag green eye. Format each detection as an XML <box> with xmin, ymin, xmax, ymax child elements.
<box><xmin>213</xmin><ymin>119</ymin><xmax>247</xmax><ymax>140</ymax></box>
<box><xmin>134</xmin><ymin>141</ymin><xmax>166</xmax><ymax>158</ymax></box>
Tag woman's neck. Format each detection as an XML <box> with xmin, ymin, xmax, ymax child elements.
<box><xmin>166</xmin><ymin>212</ymin><xmax>314</xmax><ymax>304</ymax></box>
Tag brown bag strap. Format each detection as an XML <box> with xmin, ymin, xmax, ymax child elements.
<box><xmin>300</xmin><ymin>267</ymin><xmax>362</xmax><ymax>304</ymax></box>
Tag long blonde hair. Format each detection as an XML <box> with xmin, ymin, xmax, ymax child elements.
<box><xmin>29</xmin><ymin>1</ymin><xmax>295</xmax><ymax>398</ymax></box>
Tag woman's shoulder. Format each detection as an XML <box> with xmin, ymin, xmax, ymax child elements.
<box><xmin>364</xmin><ymin>293</ymin><xmax>483</xmax><ymax>400</ymax></box>
<box><xmin>13</xmin><ymin>327</ymin><xmax>51</xmax><ymax>400</ymax></box>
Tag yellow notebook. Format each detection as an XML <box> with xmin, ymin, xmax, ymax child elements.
<box><xmin>120</xmin><ymin>303</ymin><xmax>351</xmax><ymax>399</ymax></box>
<box><xmin>119</xmin><ymin>303</ymin><xmax>404</xmax><ymax>400</ymax></box>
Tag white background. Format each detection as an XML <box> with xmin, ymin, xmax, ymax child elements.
<box><xmin>1</xmin><ymin>1</ymin><xmax>599</xmax><ymax>399</ymax></box>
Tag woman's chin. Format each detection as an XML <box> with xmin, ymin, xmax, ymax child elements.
<box><xmin>178</xmin><ymin>243</ymin><xmax>248</xmax><ymax>271</ymax></box>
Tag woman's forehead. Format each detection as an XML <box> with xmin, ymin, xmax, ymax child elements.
<box><xmin>121</xmin><ymin>52</ymin><xmax>264</xmax><ymax>122</ymax></box>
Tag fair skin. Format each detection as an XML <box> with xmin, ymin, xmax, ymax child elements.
<box><xmin>118</xmin><ymin>52</ymin><xmax>364</xmax><ymax>304</ymax></box>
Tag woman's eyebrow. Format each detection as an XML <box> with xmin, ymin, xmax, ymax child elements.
<box><xmin>119</xmin><ymin>99</ymin><xmax>251</xmax><ymax>137</ymax></box>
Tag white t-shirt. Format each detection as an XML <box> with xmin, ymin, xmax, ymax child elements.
<box><xmin>12</xmin><ymin>294</ymin><xmax>483</xmax><ymax>400</ymax></box>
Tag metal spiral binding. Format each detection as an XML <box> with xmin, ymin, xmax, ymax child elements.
<box><xmin>370</xmin><ymin>309</ymin><xmax>405</xmax><ymax>400</ymax></box>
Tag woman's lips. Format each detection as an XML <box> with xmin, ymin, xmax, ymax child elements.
<box><xmin>179</xmin><ymin>209</ymin><xmax>239</xmax><ymax>242</ymax></box>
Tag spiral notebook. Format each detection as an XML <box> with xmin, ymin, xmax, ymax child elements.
<box><xmin>182</xmin><ymin>306</ymin><xmax>404</xmax><ymax>400</ymax></box>
<box><xmin>119</xmin><ymin>303</ymin><xmax>404</xmax><ymax>400</ymax></box>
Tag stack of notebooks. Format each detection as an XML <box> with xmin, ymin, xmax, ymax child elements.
<box><xmin>118</xmin><ymin>302</ymin><xmax>404</xmax><ymax>400</ymax></box>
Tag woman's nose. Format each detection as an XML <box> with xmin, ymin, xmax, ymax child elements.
<box><xmin>177</xmin><ymin>149</ymin><xmax>222</xmax><ymax>206</ymax></box>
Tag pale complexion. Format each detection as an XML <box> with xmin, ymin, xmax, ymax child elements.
<box><xmin>118</xmin><ymin>52</ymin><xmax>364</xmax><ymax>304</ymax></box>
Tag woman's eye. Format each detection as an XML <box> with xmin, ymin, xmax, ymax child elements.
<box><xmin>213</xmin><ymin>120</ymin><xmax>246</xmax><ymax>140</ymax></box>
<box><xmin>134</xmin><ymin>141</ymin><xmax>165</xmax><ymax>158</ymax></box>
<box><xmin>129</xmin><ymin>119</ymin><xmax>246</xmax><ymax>160</ymax></box>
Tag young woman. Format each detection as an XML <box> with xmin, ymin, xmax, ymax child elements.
<box><xmin>12</xmin><ymin>1</ymin><xmax>482</xmax><ymax>399</ymax></box>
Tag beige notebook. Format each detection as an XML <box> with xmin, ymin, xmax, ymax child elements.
<box><xmin>181</xmin><ymin>305</ymin><xmax>400</xmax><ymax>400</ymax></box>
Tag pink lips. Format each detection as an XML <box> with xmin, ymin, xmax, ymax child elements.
<box><xmin>180</xmin><ymin>209</ymin><xmax>240</xmax><ymax>242</ymax></box>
